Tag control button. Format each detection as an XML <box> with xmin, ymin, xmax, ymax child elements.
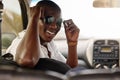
<box><xmin>95</xmin><ymin>64</ymin><xmax>101</xmax><ymax>69</ymax></box>
<box><xmin>108</xmin><ymin>40</ymin><xmax>119</xmax><ymax>45</ymax></box>
<box><xmin>94</xmin><ymin>40</ymin><xmax>105</xmax><ymax>45</ymax></box>
<box><xmin>112</xmin><ymin>64</ymin><xmax>117</xmax><ymax>68</ymax></box>
<box><xmin>114</xmin><ymin>46</ymin><xmax>119</xmax><ymax>49</ymax></box>
<box><xmin>103</xmin><ymin>65</ymin><xmax>109</xmax><ymax>69</ymax></box>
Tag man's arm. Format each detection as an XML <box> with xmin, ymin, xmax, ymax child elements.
<box><xmin>67</xmin><ymin>43</ymin><xmax>78</xmax><ymax>68</ymax></box>
<box><xmin>15</xmin><ymin>7</ymin><xmax>42</xmax><ymax>68</ymax></box>
<box><xmin>63</xmin><ymin>19</ymin><xmax>80</xmax><ymax>68</ymax></box>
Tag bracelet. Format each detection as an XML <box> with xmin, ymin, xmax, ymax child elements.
<box><xmin>68</xmin><ymin>41</ymin><xmax>77</xmax><ymax>46</ymax></box>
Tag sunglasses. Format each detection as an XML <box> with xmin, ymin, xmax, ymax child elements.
<box><xmin>40</xmin><ymin>16</ymin><xmax>62</xmax><ymax>28</ymax></box>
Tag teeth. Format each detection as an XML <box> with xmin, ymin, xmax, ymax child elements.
<box><xmin>46</xmin><ymin>30</ymin><xmax>55</xmax><ymax>35</ymax></box>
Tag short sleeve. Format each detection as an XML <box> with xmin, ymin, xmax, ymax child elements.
<box><xmin>5</xmin><ymin>31</ymin><xmax>25</xmax><ymax>61</ymax></box>
<box><xmin>48</xmin><ymin>40</ymin><xmax>66</xmax><ymax>63</ymax></box>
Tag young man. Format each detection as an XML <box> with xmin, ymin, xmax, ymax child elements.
<box><xmin>6</xmin><ymin>0</ymin><xmax>80</xmax><ymax>71</ymax></box>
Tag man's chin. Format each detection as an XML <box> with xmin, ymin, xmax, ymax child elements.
<box><xmin>42</xmin><ymin>36</ymin><xmax>54</xmax><ymax>42</ymax></box>
<box><xmin>45</xmin><ymin>39</ymin><xmax>52</xmax><ymax>42</ymax></box>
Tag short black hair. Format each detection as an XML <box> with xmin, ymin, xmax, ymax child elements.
<box><xmin>36</xmin><ymin>0</ymin><xmax>61</xmax><ymax>12</ymax></box>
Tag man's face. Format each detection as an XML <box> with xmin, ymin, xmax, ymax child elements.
<box><xmin>39</xmin><ymin>9</ymin><xmax>62</xmax><ymax>42</ymax></box>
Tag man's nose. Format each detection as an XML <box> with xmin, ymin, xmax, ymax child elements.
<box><xmin>49</xmin><ymin>23</ymin><xmax>57</xmax><ymax>29</ymax></box>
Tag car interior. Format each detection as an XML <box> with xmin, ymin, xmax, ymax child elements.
<box><xmin>1</xmin><ymin>0</ymin><xmax>120</xmax><ymax>80</ymax></box>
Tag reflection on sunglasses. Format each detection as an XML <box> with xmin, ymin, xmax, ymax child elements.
<box><xmin>41</xmin><ymin>16</ymin><xmax>62</xmax><ymax>27</ymax></box>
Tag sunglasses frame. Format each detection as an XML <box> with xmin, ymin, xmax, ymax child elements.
<box><xmin>40</xmin><ymin>16</ymin><xmax>63</xmax><ymax>28</ymax></box>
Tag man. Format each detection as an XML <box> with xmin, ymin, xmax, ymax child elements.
<box><xmin>6</xmin><ymin>0</ymin><xmax>80</xmax><ymax>71</ymax></box>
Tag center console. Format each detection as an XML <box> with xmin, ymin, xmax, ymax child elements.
<box><xmin>93</xmin><ymin>40</ymin><xmax>119</xmax><ymax>69</ymax></box>
<box><xmin>86</xmin><ymin>39</ymin><xmax>120</xmax><ymax>69</ymax></box>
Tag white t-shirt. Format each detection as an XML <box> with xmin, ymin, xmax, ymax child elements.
<box><xmin>6</xmin><ymin>30</ymin><xmax>66</xmax><ymax>63</ymax></box>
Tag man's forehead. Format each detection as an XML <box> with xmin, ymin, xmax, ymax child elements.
<box><xmin>44</xmin><ymin>8</ymin><xmax>61</xmax><ymax>18</ymax></box>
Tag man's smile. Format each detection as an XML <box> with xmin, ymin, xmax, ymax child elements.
<box><xmin>46</xmin><ymin>30</ymin><xmax>55</xmax><ymax>35</ymax></box>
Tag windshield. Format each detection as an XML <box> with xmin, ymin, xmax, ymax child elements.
<box><xmin>31</xmin><ymin>0</ymin><xmax>120</xmax><ymax>39</ymax></box>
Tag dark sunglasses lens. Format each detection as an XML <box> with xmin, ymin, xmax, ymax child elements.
<box><xmin>45</xmin><ymin>16</ymin><xmax>55</xmax><ymax>24</ymax></box>
<box><xmin>56</xmin><ymin>18</ymin><xmax>62</xmax><ymax>27</ymax></box>
<box><xmin>43</xmin><ymin>16</ymin><xmax>62</xmax><ymax>27</ymax></box>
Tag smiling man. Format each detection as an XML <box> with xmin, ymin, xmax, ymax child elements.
<box><xmin>6</xmin><ymin>0</ymin><xmax>80</xmax><ymax>73</ymax></box>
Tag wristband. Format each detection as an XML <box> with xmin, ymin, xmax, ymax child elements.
<box><xmin>68</xmin><ymin>41</ymin><xmax>77</xmax><ymax>46</ymax></box>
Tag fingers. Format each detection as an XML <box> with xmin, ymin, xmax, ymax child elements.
<box><xmin>63</xmin><ymin>19</ymin><xmax>73</xmax><ymax>28</ymax></box>
<box><xmin>30</xmin><ymin>6</ymin><xmax>44</xmax><ymax>20</ymax></box>
<box><xmin>40</xmin><ymin>8</ymin><xmax>44</xmax><ymax>18</ymax></box>
<box><xmin>35</xmin><ymin>6</ymin><xmax>42</xmax><ymax>19</ymax></box>
<box><xmin>63</xmin><ymin>19</ymin><xmax>80</xmax><ymax>33</ymax></box>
